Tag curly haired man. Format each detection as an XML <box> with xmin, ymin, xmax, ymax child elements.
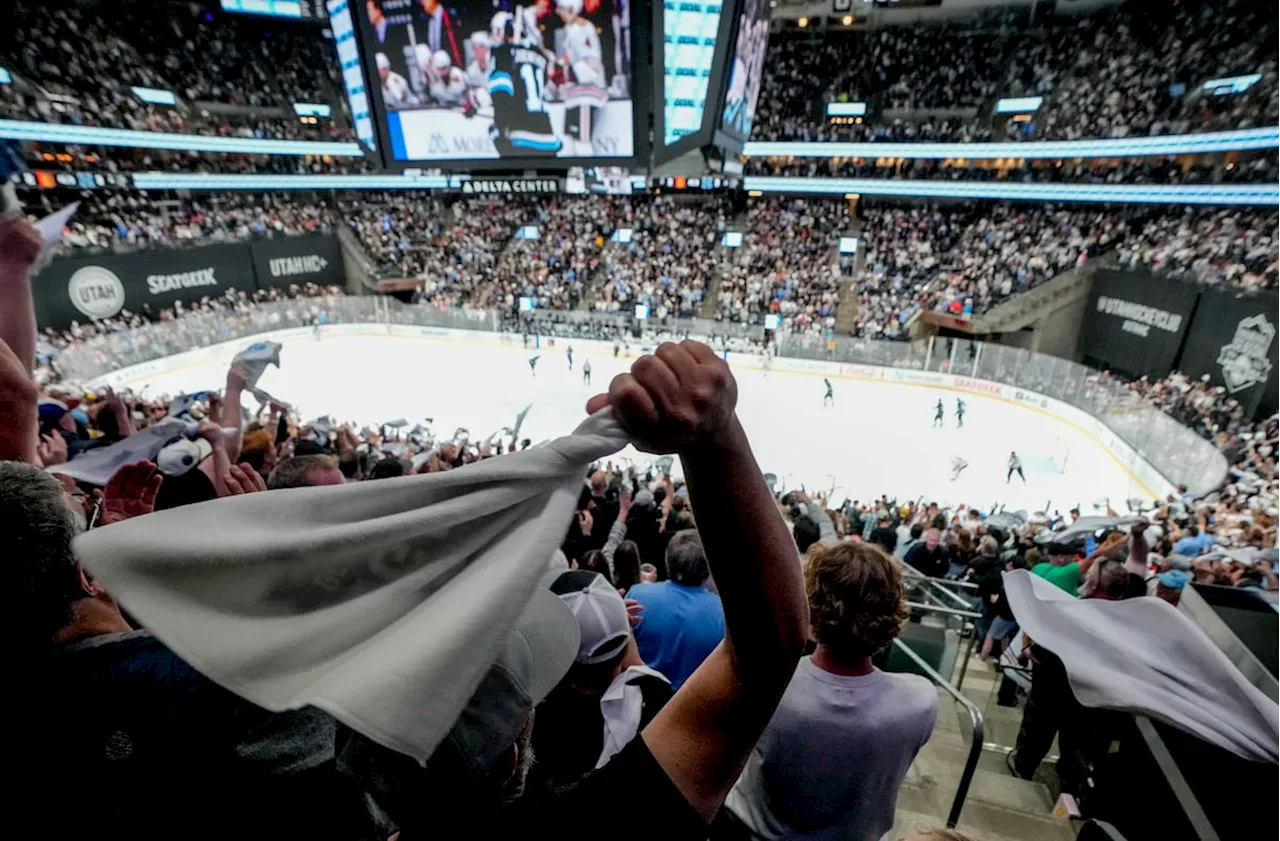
<box><xmin>724</xmin><ymin>541</ymin><xmax>939</xmax><ymax>841</ymax></box>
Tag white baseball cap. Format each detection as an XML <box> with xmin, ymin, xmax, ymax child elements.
<box><xmin>550</xmin><ymin>570</ymin><xmax>631</xmax><ymax>665</ymax></box>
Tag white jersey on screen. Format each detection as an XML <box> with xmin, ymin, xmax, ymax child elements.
<box><xmin>383</xmin><ymin>72</ymin><xmax>419</xmax><ymax>108</ymax></box>
<box><xmin>559</xmin><ymin>16</ymin><xmax>606</xmax><ymax>105</ymax></box>
<box><xmin>427</xmin><ymin>50</ymin><xmax>468</xmax><ymax>106</ymax></box>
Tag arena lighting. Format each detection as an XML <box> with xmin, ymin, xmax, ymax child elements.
<box><xmin>842</xmin><ymin>15</ymin><xmax>853</xmax><ymax>25</ymax></box>
<box><xmin>798</xmin><ymin>17</ymin><xmax>808</xmax><ymax>27</ymax></box>
<box><xmin>747</xmin><ymin>190</ymin><xmax>763</xmax><ymax>197</ymax></box>
<box><xmin>742</xmin><ymin>177</ymin><xmax>1279</xmax><ymax>206</ymax></box>
<box><xmin>131</xmin><ymin>173</ymin><xmax>450</xmax><ymax>190</ymax></box>
<box><xmin>0</xmin><ymin>119</ymin><xmax>363</xmax><ymax>156</ymax></box>
<box><xmin>744</xmin><ymin>125</ymin><xmax>1279</xmax><ymax>159</ymax></box>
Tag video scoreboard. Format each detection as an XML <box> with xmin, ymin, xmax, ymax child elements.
<box><xmin>220</xmin><ymin>0</ymin><xmax>327</xmax><ymax>19</ymax></box>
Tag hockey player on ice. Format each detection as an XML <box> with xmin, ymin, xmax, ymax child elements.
<box><xmin>1007</xmin><ymin>451</ymin><xmax>1026</xmax><ymax>484</ymax></box>
<box><xmin>487</xmin><ymin>12</ymin><xmax>563</xmax><ymax>157</ymax></box>
<box><xmin>553</xmin><ymin>0</ymin><xmax>607</xmax><ymax>155</ymax></box>
<box><xmin>464</xmin><ymin>32</ymin><xmax>494</xmax><ymax>115</ymax></box>
<box><xmin>933</xmin><ymin>399</ymin><xmax>945</xmax><ymax>428</ymax></box>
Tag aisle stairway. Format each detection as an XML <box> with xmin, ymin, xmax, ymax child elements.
<box><xmin>698</xmin><ymin>209</ymin><xmax>749</xmax><ymax>319</ymax></box>
<box><xmin>892</xmin><ymin>647</ymin><xmax>1078</xmax><ymax>841</ymax></box>
<box><xmin>832</xmin><ymin>216</ymin><xmax>865</xmax><ymax>334</ymax></box>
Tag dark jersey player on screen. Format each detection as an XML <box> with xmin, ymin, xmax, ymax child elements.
<box><xmin>488</xmin><ymin>13</ymin><xmax>562</xmax><ymax>158</ymax></box>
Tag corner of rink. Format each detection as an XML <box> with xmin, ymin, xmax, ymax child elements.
<box><xmin>101</xmin><ymin>325</ymin><xmax>1169</xmax><ymax>515</ymax></box>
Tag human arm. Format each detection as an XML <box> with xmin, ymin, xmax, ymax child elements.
<box><xmin>1080</xmin><ymin>530</ymin><xmax>1126</xmax><ymax>577</ymax></box>
<box><xmin>0</xmin><ymin>336</ymin><xmax>38</xmax><ymax>463</ymax></box>
<box><xmin>102</xmin><ymin>387</ymin><xmax>134</xmax><ymax>436</ymax></box>
<box><xmin>803</xmin><ymin>497</ymin><xmax>837</xmax><ymax>544</ymax></box>
<box><xmin>98</xmin><ymin>460</ymin><xmax>163</xmax><ymax>525</ymax></box>
<box><xmin>0</xmin><ymin>216</ymin><xmax>43</xmax><ymax>377</ymax></box>
<box><xmin>196</xmin><ymin>419</ymin><xmax>232</xmax><ymax>497</ymax></box>
<box><xmin>602</xmin><ymin>489</ymin><xmax>632</xmax><ymax>569</ymax></box>
<box><xmin>586</xmin><ymin>340</ymin><xmax>808</xmax><ymax>822</ymax></box>
<box><xmin>1126</xmin><ymin>519</ymin><xmax>1150</xmax><ymax>574</ymax></box>
<box><xmin>222</xmin><ymin>364</ymin><xmax>249</xmax><ymax>461</ymax></box>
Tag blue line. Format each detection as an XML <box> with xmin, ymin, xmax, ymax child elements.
<box><xmin>388</xmin><ymin>112</ymin><xmax>408</xmax><ymax>161</ymax></box>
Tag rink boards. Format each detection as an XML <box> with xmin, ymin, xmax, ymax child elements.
<box><xmin>88</xmin><ymin>322</ymin><xmax>1177</xmax><ymax>502</ymax></box>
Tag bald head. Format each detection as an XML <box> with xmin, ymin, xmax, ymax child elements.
<box><xmin>589</xmin><ymin>470</ymin><xmax>607</xmax><ymax>495</ymax></box>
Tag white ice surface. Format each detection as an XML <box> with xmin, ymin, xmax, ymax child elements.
<box><xmin>115</xmin><ymin>331</ymin><xmax>1155</xmax><ymax>516</ymax></box>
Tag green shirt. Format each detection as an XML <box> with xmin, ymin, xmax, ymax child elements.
<box><xmin>1032</xmin><ymin>561</ymin><xmax>1080</xmax><ymax>595</ymax></box>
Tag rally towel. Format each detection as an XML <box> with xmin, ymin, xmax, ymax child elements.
<box><xmin>232</xmin><ymin>340</ymin><xmax>283</xmax><ymax>407</ymax></box>
<box><xmin>1003</xmin><ymin>569</ymin><xmax>1278</xmax><ymax>763</ymax></box>
<box><xmin>74</xmin><ymin>410</ymin><xmax>628</xmax><ymax>763</ymax></box>
<box><xmin>49</xmin><ymin>418</ymin><xmax>189</xmax><ymax>486</ymax></box>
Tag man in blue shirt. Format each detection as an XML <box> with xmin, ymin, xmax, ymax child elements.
<box><xmin>1173</xmin><ymin>524</ymin><xmax>1215</xmax><ymax>557</ymax></box>
<box><xmin>627</xmin><ymin>530</ymin><xmax>725</xmax><ymax>689</ymax></box>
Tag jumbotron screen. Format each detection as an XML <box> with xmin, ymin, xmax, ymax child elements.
<box><xmin>719</xmin><ymin>0</ymin><xmax>769</xmax><ymax>140</ymax></box>
<box><xmin>359</xmin><ymin>0</ymin><xmax>635</xmax><ymax>163</ymax></box>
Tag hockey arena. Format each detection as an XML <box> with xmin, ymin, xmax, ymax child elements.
<box><xmin>94</xmin><ymin>327</ymin><xmax>1162</xmax><ymax>513</ymax></box>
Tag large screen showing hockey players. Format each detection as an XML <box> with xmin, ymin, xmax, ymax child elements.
<box><xmin>360</xmin><ymin>0</ymin><xmax>634</xmax><ymax>162</ymax></box>
<box><xmin>719</xmin><ymin>0</ymin><xmax>770</xmax><ymax>141</ymax></box>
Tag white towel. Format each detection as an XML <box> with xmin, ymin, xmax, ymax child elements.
<box><xmin>74</xmin><ymin>410</ymin><xmax>628</xmax><ymax>763</ymax></box>
<box><xmin>1003</xmin><ymin>569</ymin><xmax>1279</xmax><ymax>763</ymax></box>
<box><xmin>50</xmin><ymin>418</ymin><xmax>189</xmax><ymax>486</ymax></box>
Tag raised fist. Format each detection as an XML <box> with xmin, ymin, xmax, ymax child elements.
<box><xmin>586</xmin><ymin>340</ymin><xmax>737</xmax><ymax>455</ymax></box>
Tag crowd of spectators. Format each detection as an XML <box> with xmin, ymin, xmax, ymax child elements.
<box><xmin>717</xmin><ymin>198</ymin><xmax>849</xmax><ymax>335</ymax></box>
<box><xmin>1116</xmin><ymin>207</ymin><xmax>1279</xmax><ymax>290</ymax></box>
<box><xmin>485</xmin><ymin>197</ymin><xmax>626</xmax><ymax>312</ymax></box>
<box><xmin>593</xmin><ymin>196</ymin><xmax>731</xmax><ymax>320</ymax></box>
<box><xmin>2</xmin><ymin>1</ymin><xmax>354</xmax><ymax>143</ymax></box>
<box><xmin>4</xmin><ymin>203</ymin><xmax>1275</xmax><ymax>837</ymax></box>
<box><xmin>754</xmin><ymin>0</ymin><xmax>1277</xmax><ymax>143</ymax></box>
<box><xmin>43</xmin><ymin>191</ymin><xmax>335</xmax><ymax>256</ymax></box>
<box><xmin>847</xmin><ymin>203</ymin><xmax>1277</xmax><ymax>339</ymax></box>
<box><xmin>745</xmin><ymin>154</ymin><xmax>1280</xmax><ymax>185</ymax></box>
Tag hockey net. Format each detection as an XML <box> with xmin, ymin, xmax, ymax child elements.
<box><xmin>1049</xmin><ymin>438</ymin><xmax>1071</xmax><ymax>474</ymax></box>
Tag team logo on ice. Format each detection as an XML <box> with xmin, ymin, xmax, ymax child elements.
<box><xmin>67</xmin><ymin>265</ymin><xmax>125</xmax><ymax>319</ymax></box>
<box><xmin>1216</xmin><ymin>314</ymin><xmax>1275</xmax><ymax>393</ymax></box>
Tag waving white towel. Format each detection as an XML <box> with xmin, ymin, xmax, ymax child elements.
<box><xmin>1003</xmin><ymin>569</ymin><xmax>1278</xmax><ymax>763</ymax></box>
<box><xmin>74</xmin><ymin>410</ymin><xmax>628</xmax><ymax>763</ymax></box>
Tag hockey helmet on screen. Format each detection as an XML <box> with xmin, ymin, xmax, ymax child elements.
<box><xmin>555</xmin><ymin>0</ymin><xmax>583</xmax><ymax>18</ymax></box>
<box><xmin>432</xmin><ymin>50</ymin><xmax>453</xmax><ymax>70</ymax></box>
<box><xmin>490</xmin><ymin>11</ymin><xmax>514</xmax><ymax>43</ymax></box>
<box><xmin>413</xmin><ymin>43</ymin><xmax>432</xmax><ymax>72</ymax></box>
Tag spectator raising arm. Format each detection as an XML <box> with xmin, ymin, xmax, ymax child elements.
<box><xmin>587</xmin><ymin>340</ymin><xmax>808</xmax><ymax>822</ymax></box>
<box><xmin>222</xmin><ymin>363</ymin><xmax>249</xmax><ymax>462</ymax></box>
<box><xmin>0</xmin><ymin>216</ymin><xmax>43</xmax><ymax>377</ymax></box>
<box><xmin>0</xmin><ymin>336</ymin><xmax>38</xmax><ymax>463</ymax></box>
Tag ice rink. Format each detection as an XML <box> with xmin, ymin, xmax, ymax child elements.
<box><xmin>113</xmin><ymin>330</ymin><xmax>1159</xmax><ymax>515</ymax></box>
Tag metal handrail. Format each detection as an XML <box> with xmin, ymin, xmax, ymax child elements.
<box><xmin>898</xmin><ymin>563</ymin><xmax>981</xmax><ymax>609</ymax></box>
<box><xmin>916</xmin><ymin>577</ymin><xmax>981</xmax><ymax>610</ymax></box>
<box><xmin>905</xmin><ymin>601</ymin><xmax>982</xmax><ymax>620</ymax></box>
<box><xmin>893</xmin><ymin>637</ymin><xmax>985</xmax><ymax>829</ymax></box>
